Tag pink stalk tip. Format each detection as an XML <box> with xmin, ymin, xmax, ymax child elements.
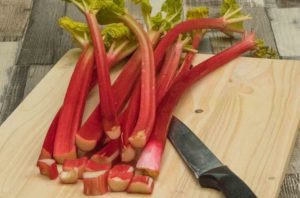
<box><xmin>136</xmin><ymin>141</ymin><xmax>163</xmax><ymax>178</ymax></box>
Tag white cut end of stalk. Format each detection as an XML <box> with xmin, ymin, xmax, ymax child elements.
<box><xmin>108</xmin><ymin>177</ymin><xmax>131</xmax><ymax>192</ymax></box>
<box><xmin>83</xmin><ymin>170</ymin><xmax>107</xmax><ymax>179</ymax></box>
<box><xmin>106</xmin><ymin>126</ymin><xmax>121</xmax><ymax>140</ymax></box>
<box><xmin>128</xmin><ymin>167</ymin><xmax>134</xmax><ymax>173</ymax></box>
<box><xmin>129</xmin><ymin>130</ymin><xmax>146</xmax><ymax>148</ymax></box>
<box><xmin>128</xmin><ymin>177</ymin><xmax>154</xmax><ymax>194</ymax></box>
<box><xmin>59</xmin><ymin>169</ymin><xmax>78</xmax><ymax>184</ymax></box>
<box><xmin>121</xmin><ymin>146</ymin><xmax>136</xmax><ymax>162</ymax></box>
<box><xmin>39</xmin><ymin>159</ymin><xmax>56</xmax><ymax>165</ymax></box>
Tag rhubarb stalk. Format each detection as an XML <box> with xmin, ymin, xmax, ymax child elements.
<box><xmin>137</xmin><ymin>33</ymin><xmax>257</xmax><ymax>177</ymax></box>
<box><xmin>54</xmin><ymin>45</ymin><xmax>94</xmax><ymax>164</ymax></box>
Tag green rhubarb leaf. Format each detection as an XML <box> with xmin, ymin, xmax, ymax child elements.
<box><xmin>220</xmin><ymin>0</ymin><xmax>248</xmax><ymax>32</ymax></box>
<box><xmin>252</xmin><ymin>39</ymin><xmax>279</xmax><ymax>59</ymax></box>
<box><xmin>186</xmin><ymin>7</ymin><xmax>209</xmax><ymax>20</ymax></box>
<box><xmin>102</xmin><ymin>23</ymin><xmax>132</xmax><ymax>48</ymax></box>
<box><xmin>161</xmin><ymin>0</ymin><xmax>182</xmax><ymax>24</ymax></box>
<box><xmin>59</xmin><ymin>16</ymin><xmax>90</xmax><ymax>46</ymax></box>
<box><xmin>150</xmin><ymin>0</ymin><xmax>183</xmax><ymax>31</ymax></box>
<box><xmin>131</xmin><ymin>0</ymin><xmax>152</xmax><ymax>29</ymax></box>
<box><xmin>95</xmin><ymin>0</ymin><xmax>126</xmax><ymax>24</ymax></box>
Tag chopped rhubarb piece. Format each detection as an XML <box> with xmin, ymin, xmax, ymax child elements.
<box><xmin>63</xmin><ymin>157</ymin><xmax>88</xmax><ymax>178</ymax></box>
<box><xmin>108</xmin><ymin>165</ymin><xmax>134</xmax><ymax>192</ymax></box>
<box><xmin>90</xmin><ymin>139</ymin><xmax>120</xmax><ymax>167</ymax></box>
<box><xmin>59</xmin><ymin>169</ymin><xmax>78</xmax><ymax>184</ymax></box>
<box><xmin>37</xmin><ymin>159</ymin><xmax>59</xmax><ymax>180</ymax></box>
<box><xmin>85</xmin><ymin>160</ymin><xmax>111</xmax><ymax>172</ymax></box>
<box><xmin>127</xmin><ymin>175</ymin><xmax>154</xmax><ymax>194</ymax></box>
<box><xmin>83</xmin><ymin>170</ymin><xmax>109</xmax><ymax>196</ymax></box>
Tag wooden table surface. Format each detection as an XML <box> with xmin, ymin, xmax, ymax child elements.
<box><xmin>0</xmin><ymin>0</ymin><xmax>299</xmax><ymax>197</ymax></box>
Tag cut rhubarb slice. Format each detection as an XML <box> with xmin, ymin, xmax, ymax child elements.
<box><xmin>108</xmin><ymin>164</ymin><xmax>134</xmax><ymax>192</ymax></box>
<box><xmin>59</xmin><ymin>169</ymin><xmax>78</xmax><ymax>184</ymax></box>
<box><xmin>37</xmin><ymin>159</ymin><xmax>59</xmax><ymax>180</ymax></box>
<box><xmin>127</xmin><ymin>175</ymin><xmax>154</xmax><ymax>194</ymax></box>
<box><xmin>83</xmin><ymin>170</ymin><xmax>109</xmax><ymax>195</ymax></box>
<box><xmin>63</xmin><ymin>157</ymin><xmax>88</xmax><ymax>179</ymax></box>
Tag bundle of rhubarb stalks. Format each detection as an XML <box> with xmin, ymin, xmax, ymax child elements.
<box><xmin>36</xmin><ymin>0</ymin><xmax>277</xmax><ymax>196</ymax></box>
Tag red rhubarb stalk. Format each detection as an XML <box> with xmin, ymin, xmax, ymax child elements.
<box><xmin>120</xmin><ymin>85</ymin><xmax>141</xmax><ymax>162</ymax></box>
<box><xmin>137</xmin><ymin>33</ymin><xmax>257</xmax><ymax>177</ymax></box>
<box><xmin>154</xmin><ymin>13</ymin><xmax>251</xmax><ymax>67</ymax></box>
<box><xmin>121</xmin><ymin>15</ymin><xmax>156</xmax><ymax>149</ymax></box>
<box><xmin>175</xmin><ymin>32</ymin><xmax>203</xmax><ymax>80</ymax></box>
<box><xmin>108</xmin><ymin>164</ymin><xmax>134</xmax><ymax>192</ymax></box>
<box><xmin>85</xmin><ymin>12</ymin><xmax>120</xmax><ymax>140</ymax></box>
<box><xmin>90</xmin><ymin>139</ymin><xmax>120</xmax><ymax>168</ymax></box>
<box><xmin>39</xmin><ymin>111</ymin><xmax>60</xmax><ymax>160</ymax></box>
<box><xmin>53</xmin><ymin>46</ymin><xmax>94</xmax><ymax>164</ymax></box>
<box><xmin>156</xmin><ymin>37</ymin><xmax>188</xmax><ymax>104</ymax></box>
<box><xmin>77</xmin><ymin>31</ymin><xmax>161</xmax><ymax>152</ymax></box>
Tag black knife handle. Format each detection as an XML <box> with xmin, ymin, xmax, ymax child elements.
<box><xmin>198</xmin><ymin>166</ymin><xmax>257</xmax><ymax>198</ymax></box>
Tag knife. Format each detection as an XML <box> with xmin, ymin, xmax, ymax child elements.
<box><xmin>168</xmin><ymin>117</ymin><xmax>257</xmax><ymax>198</ymax></box>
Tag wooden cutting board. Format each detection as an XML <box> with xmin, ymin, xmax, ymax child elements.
<box><xmin>0</xmin><ymin>49</ymin><xmax>299</xmax><ymax>198</ymax></box>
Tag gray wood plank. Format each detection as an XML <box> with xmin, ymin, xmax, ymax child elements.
<box><xmin>276</xmin><ymin>0</ymin><xmax>300</xmax><ymax>7</ymax></box>
<box><xmin>0</xmin><ymin>0</ymin><xmax>32</xmax><ymax>41</ymax></box>
<box><xmin>267</xmin><ymin>8</ymin><xmax>300</xmax><ymax>59</ymax></box>
<box><xmin>185</xmin><ymin>0</ymin><xmax>265</xmax><ymax>7</ymax></box>
<box><xmin>0</xmin><ymin>66</ymin><xmax>29</xmax><ymax>124</ymax></box>
<box><xmin>0</xmin><ymin>42</ymin><xmax>20</xmax><ymax>113</ymax></box>
<box><xmin>23</xmin><ymin>65</ymin><xmax>53</xmax><ymax>97</ymax></box>
<box><xmin>279</xmin><ymin>174</ymin><xmax>300</xmax><ymax>198</ymax></box>
<box><xmin>286</xmin><ymin>131</ymin><xmax>300</xmax><ymax>174</ymax></box>
<box><xmin>16</xmin><ymin>0</ymin><xmax>72</xmax><ymax>66</ymax></box>
<box><xmin>200</xmin><ymin>7</ymin><xmax>279</xmax><ymax>54</ymax></box>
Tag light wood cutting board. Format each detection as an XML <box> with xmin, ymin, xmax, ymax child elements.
<box><xmin>0</xmin><ymin>49</ymin><xmax>299</xmax><ymax>198</ymax></box>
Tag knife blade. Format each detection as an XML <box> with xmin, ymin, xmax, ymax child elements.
<box><xmin>168</xmin><ymin>117</ymin><xmax>257</xmax><ymax>198</ymax></box>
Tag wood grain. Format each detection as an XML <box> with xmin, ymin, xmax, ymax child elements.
<box><xmin>0</xmin><ymin>66</ymin><xmax>29</xmax><ymax>124</ymax></box>
<box><xmin>0</xmin><ymin>50</ymin><xmax>299</xmax><ymax>198</ymax></box>
<box><xmin>16</xmin><ymin>0</ymin><xmax>72</xmax><ymax>65</ymax></box>
<box><xmin>280</xmin><ymin>174</ymin><xmax>300</xmax><ymax>198</ymax></box>
<box><xmin>0</xmin><ymin>42</ymin><xmax>19</xmax><ymax>110</ymax></box>
<box><xmin>267</xmin><ymin>8</ymin><xmax>300</xmax><ymax>59</ymax></box>
<box><xmin>24</xmin><ymin>65</ymin><xmax>53</xmax><ymax>97</ymax></box>
<box><xmin>0</xmin><ymin>0</ymin><xmax>32</xmax><ymax>41</ymax></box>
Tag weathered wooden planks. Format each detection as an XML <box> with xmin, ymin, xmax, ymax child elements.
<box><xmin>0</xmin><ymin>66</ymin><xmax>29</xmax><ymax>123</ymax></box>
<box><xmin>16</xmin><ymin>0</ymin><xmax>72</xmax><ymax>65</ymax></box>
<box><xmin>0</xmin><ymin>0</ymin><xmax>32</xmax><ymax>41</ymax></box>
<box><xmin>24</xmin><ymin>65</ymin><xmax>53</xmax><ymax>97</ymax></box>
<box><xmin>267</xmin><ymin>8</ymin><xmax>300</xmax><ymax>59</ymax></box>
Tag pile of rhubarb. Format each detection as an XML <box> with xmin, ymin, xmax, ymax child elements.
<box><xmin>37</xmin><ymin>0</ymin><xmax>277</xmax><ymax>195</ymax></box>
